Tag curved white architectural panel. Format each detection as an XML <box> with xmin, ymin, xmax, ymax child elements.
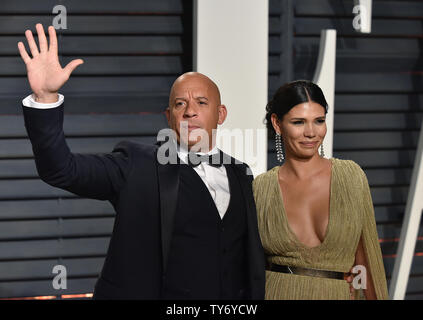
<box><xmin>312</xmin><ymin>29</ymin><xmax>337</xmax><ymax>159</ymax></box>
<box><xmin>194</xmin><ymin>0</ymin><xmax>269</xmax><ymax>177</ymax></box>
<box><xmin>390</xmin><ymin>124</ymin><xmax>423</xmax><ymax>300</ymax></box>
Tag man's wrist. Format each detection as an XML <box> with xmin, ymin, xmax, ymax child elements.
<box><xmin>34</xmin><ymin>92</ymin><xmax>59</xmax><ymax>104</ymax></box>
<box><xmin>22</xmin><ymin>93</ymin><xmax>64</xmax><ymax>109</ymax></box>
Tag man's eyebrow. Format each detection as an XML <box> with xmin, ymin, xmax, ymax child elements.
<box><xmin>196</xmin><ymin>97</ymin><xmax>208</xmax><ymax>100</ymax></box>
<box><xmin>174</xmin><ymin>97</ymin><xmax>187</xmax><ymax>101</ymax></box>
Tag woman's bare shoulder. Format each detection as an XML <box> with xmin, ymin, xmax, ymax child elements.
<box><xmin>331</xmin><ymin>157</ymin><xmax>367</xmax><ymax>183</ymax></box>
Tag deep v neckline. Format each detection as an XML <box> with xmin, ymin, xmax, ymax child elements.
<box><xmin>275</xmin><ymin>158</ymin><xmax>335</xmax><ymax>250</ymax></box>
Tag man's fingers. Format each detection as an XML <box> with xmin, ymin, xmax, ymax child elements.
<box><xmin>18</xmin><ymin>42</ymin><xmax>31</xmax><ymax>64</ymax></box>
<box><xmin>64</xmin><ymin>59</ymin><xmax>84</xmax><ymax>77</ymax></box>
<box><xmin>36</xmin><ymin>23</ymin><xmax>48</xmax><ymax>53</ymax></box>
<box><xmin>25</xmin><ymin>30</ymin><xmax>39</xmax><ymax>58</ymax></box>
<box><xmin>48</xmin><ymin>26</ymin><xmax>58</xmax><ymax>54</ymax></box>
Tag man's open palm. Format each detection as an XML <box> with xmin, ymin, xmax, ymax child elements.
<box><xmin>18</xmin><ymin>23</ymin><xmax>83</xmax><ymax>103</ymax></box>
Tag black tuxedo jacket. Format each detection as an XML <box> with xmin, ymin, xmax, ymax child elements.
<box><xmin>22</xmin><ymin>104</ymin><xmax>265</xmax><ymax>299</ymax></box>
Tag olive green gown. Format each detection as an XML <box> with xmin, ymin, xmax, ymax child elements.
<box><xmin>252</xmin><ymin>158</ymin><xmax>389</xmax><ymax>300</ymax></box>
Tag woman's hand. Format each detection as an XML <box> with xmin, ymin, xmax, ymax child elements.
<box><xmin>345</xmin><ymin>270</ymin><xmax>355</xmax><ymax>299</ymax></box>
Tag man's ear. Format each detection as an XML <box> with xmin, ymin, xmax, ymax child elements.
<box><xmin>217</xmin><ymin>104</ymin><xmax>227</xmax><ymax>125</ymax></box>
<box><xmin>165</xmin><ymin>107</ymin><xmax>171</xmax><ymax>125</ymax></box>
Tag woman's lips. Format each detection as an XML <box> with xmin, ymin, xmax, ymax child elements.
<box><xmin>300</xmin><ymin>141</ymin><xmax>318</xmax><ymax>148</ymax></box>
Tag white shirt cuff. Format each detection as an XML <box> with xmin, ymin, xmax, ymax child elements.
<box><xmin>22</xmin><ymin>93</ymin><xmax>64</xmax><ymax>109</ymax></box>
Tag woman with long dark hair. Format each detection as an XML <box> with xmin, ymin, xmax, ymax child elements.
<box><xmin>253</xmin><ymin>80</ymin><xmax>388</xmax><ymax>299</ymax></box>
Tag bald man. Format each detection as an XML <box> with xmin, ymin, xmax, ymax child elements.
<box><xmin>19</xmin><ymin>24</ymin><xmax>265</xmax><ymax>300</ymax></box>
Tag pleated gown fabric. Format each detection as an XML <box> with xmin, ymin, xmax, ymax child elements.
<box><xmin>252</xmin><ymin>158</ymin><xmax>389</xmax><ymax>300</ymax></box>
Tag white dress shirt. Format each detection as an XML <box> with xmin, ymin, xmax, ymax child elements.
<box><xmin>22</xmin><ymin>93</ymin><xmax>231</xmax><ymax>219</ymax></box>
<box><xmin>22</xmin><ymin>93</ymin><xmax>64</xmax><ymax>109</ymax></box>
<box><xmin>177</xmin><ymin>147</ymin><xmax>230</xmax><ymax>219</ymax></box>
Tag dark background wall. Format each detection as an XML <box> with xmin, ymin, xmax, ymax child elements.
<box><xmin>268</xmin><ymin>0</ymin><xmax>423</xmax><ymax>299</ymax></box>
<box><xmin>0</xmin><ymin>0</ymin><xmax>422</xmax><ymax>299</ymax></box>
<box><xmin>0</xmin><ymin>0</ymin><xmax>192</xmax><ymax>298</ymax></box>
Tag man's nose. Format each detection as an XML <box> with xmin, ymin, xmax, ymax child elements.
<box><xmin>183</xmin><ymin>102</ymin><xmax>197</xmax><ymax>117</ymax></box>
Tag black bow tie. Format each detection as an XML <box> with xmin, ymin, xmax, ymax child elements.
<box><xmin>186</xmin><ymin>152</ymin><xmax>224</xmax><ymax>168</ymax></box>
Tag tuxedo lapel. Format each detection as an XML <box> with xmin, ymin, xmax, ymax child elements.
<box><xmin>230</xmin><ymin>163</ymin><xmax>258</xmax><ymax>248</ymax></box>
<box><xmin>231</xmin><ymin>162</ymin><xmax>265</xmax><ymax>299</ymax></box>
<box><xmin>157</xmin><ymin>162</ymin><xmax>180</xmax><ymax>274</ymax></box>
<box><xmin>231</xmin><ymin>163</ymin><xmax>254</xmax><ymax>220</ymax></box>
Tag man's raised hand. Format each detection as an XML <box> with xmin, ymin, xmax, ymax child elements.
<box><xmin>18</xmin><ymin>23</ymin><xmax>83</xmax><ymax>103</ymax></box>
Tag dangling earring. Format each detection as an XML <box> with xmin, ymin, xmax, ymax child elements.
<box><xmin>275</xmin><ymin>132</ymin><xmax>284</xmax><ymax>162</ymax></box>
<box><xmin>320</xmin><ymin>143</ymin><xmax>325</xmax><ymax>158</ymax></box>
